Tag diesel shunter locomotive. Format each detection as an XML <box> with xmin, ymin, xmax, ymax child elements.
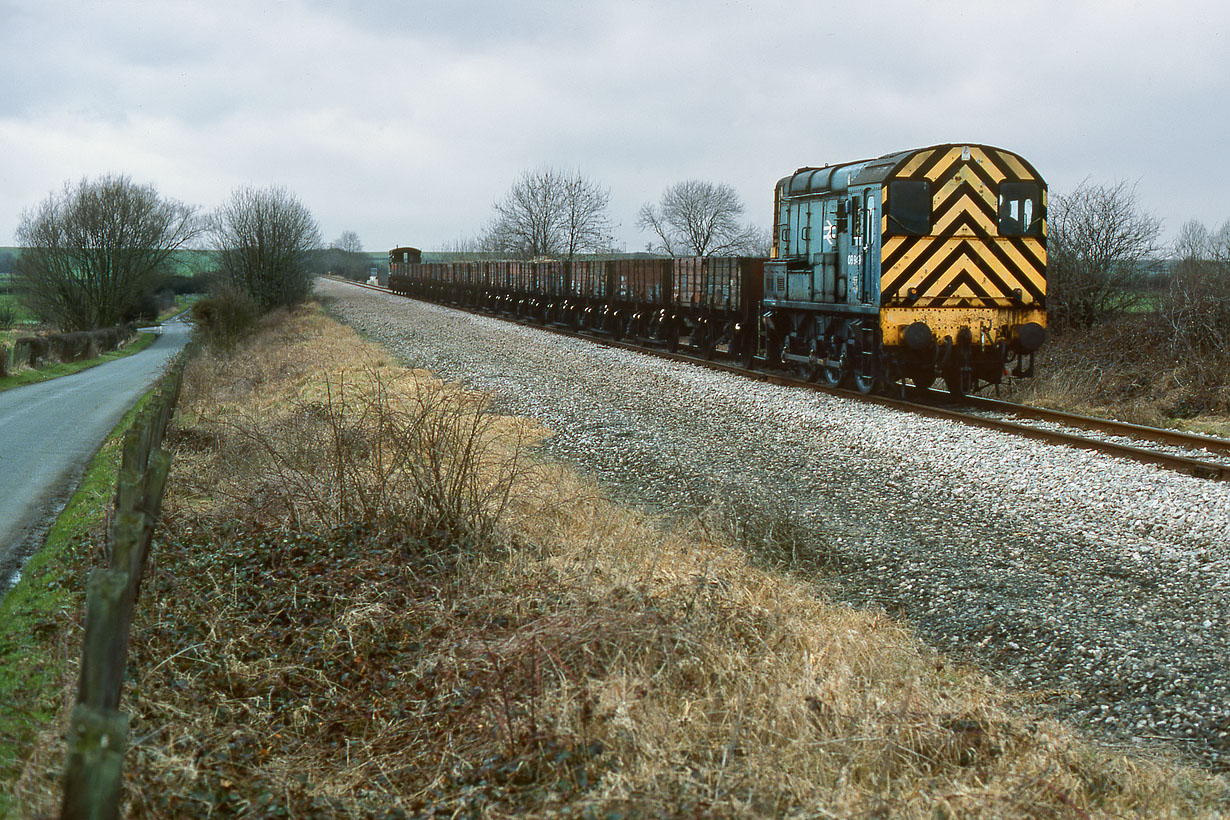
<box><xmin>388</xmin><ymin>143</ymin><xmax>1047</xmax><ymax>395</ymax></box>
<box><xmin>766</xmin><ymin>143</ymin><xmax>1047</xmax><ymax>394</ymax></box>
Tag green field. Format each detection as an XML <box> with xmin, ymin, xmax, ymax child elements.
<box><xmin>0</xmin><ymin>292</ymin><xmax>39</xmax><ymax>350</ymax></box>
<box><xmin>0</xmin><ymin>248</ymin><xmax>217</xmax><ymax>277</ymax></box>
<box><xmin>0</xmin><ymin>293</ymin><xmax>37</xmax><ymax>324</ymax></box>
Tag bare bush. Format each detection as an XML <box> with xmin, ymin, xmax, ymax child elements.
<box><xmin>1047</xmin><ymin>179</ymin><xmax>1163</xmax><ymax>328</ymax></box>
<box><xmin>187</xmin><ymin>365</ymin><xmax>533</xmax><ymax>546</ymax></box>
<box><xmin>211</xmin><ymin>186</ymin><xmax>322</xmax><ymax>311</ymax></box>
<box><xmin>1158</xmin><ymin>219</ymin><xmax>1230</xmax><ymax>356</ymax></box>
<box><xmin>189</xmin><ymin>280</ymin><xmax>261</xmax><ymax>349</ymax></box>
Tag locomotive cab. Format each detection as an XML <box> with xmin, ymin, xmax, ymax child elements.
<box><xmin>765</xmin><ymin>144</ymin><xmax>1047</xmax><ymax>394</ymax></box>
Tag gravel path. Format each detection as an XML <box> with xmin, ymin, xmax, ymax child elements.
<box><xmin>318</xmin><ymin>280</ymin><xmax>1230</xmax><ymax>770</ymax></box>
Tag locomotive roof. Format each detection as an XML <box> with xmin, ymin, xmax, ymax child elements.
<box><xmin>777</xmin><ymin>144</ymin><xmax>1043</xmax><ymax>198</ymax></box>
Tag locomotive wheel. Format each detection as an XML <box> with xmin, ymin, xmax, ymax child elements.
<box><xmin>820</xmin><ymin>342</ymin><xmax>846</xmax><ymax>386</ymax></box>
<box><xmin>852</xmin><ymin>364</ymin><xmax>877</xmax><ymax>394</ymax></box>
<box><xmin>944</xmin><ymin>366</ymin><xmax>973</xmax><ymax>397</ymax></box>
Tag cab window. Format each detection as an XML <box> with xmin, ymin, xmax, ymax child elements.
<box><xmin>998</xmin><ymin>182</ymin><xmax>1041</xmax><ymax>236</ymax></box>
<box><xmin>887</xmin><ymin>180</ymin><xmax>931</xmax><ymax>235</ymax></box>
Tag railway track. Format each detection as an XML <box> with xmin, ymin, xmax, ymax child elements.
<box><xmin>334</xmin><ymin>277</ymin><xmax>1230</xmax><ymax>481</ymax></box>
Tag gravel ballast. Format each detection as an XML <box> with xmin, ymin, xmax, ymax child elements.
<box><xmin>318</xmin><ymin>280</ymin><xmax>1230</xmax><ymax>770</ymax></box>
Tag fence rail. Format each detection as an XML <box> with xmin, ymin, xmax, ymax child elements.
<box><xmin>60</xmin><ymin>361</ymin><xmax>185</xmax><ymax>820</ymax></box>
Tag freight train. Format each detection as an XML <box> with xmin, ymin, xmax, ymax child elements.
<box><xmin>388</xmin><ymin>143</ymin><xmax>1047</xmax><ymax>395</ymax></box>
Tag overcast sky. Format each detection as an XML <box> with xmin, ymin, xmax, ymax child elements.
<box><xmin>2</xmin><ymin>0</ymin><xmax>1228</xmax><ymax>254</ymax></box>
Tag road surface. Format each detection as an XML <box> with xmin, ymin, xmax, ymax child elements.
<box><xmin>0</xmin><ymin>318</ymin><xmax>192</xmax><ymax>596</ymax></box>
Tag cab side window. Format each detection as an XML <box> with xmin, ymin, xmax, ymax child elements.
<box><xmin>887</xmin><ymin>180</ymin><xmax>931</xmax><ymax>235</ymax></box>
<box><xmin>998</xmin><ymin>182</ymin><xmax>1042</xmax><ymax>237</ymax></box>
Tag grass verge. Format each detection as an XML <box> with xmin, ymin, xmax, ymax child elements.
<box><xmin>0</xmin><ymin>331</ymin><xmax>158</xmax><ymax>394</ymax></box>
<box><xmin>8</xmin><ymin>305</ymin><xmax>1230</xmax><ymax>818</ymax></box>
<box><xmin>0</xmin><ymin>391</ymin><xmax>155</xmax><ymax>818</ymax></box>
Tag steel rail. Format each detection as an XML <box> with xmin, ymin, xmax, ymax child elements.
<box><xmin>600</xmin><ymin>339</ymin><xmax>1230</xmax><ymax>481</ymax></box>
<box><xmin>333</xmin><ymin>279</ymin><xmax>1229</xmax><ymax>481</ymax></box>
<box><xmin>941</xmin><ymin>393</ymin><xmax>1230</xmax><ymax>456</ymax></box>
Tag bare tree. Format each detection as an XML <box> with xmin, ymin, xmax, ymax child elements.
<box><xmin>212</xmin><ymin>186</ymin><xmax>322</xmax><ymax>310</ymax></box>
<box><xmin>559</xmin><ymin>171</ymin><xmax>614</xmax><ymax>259</ymax></box>
<box><xmin>333</xmin><ymin>230</ymin><xmax>363</xmax><ymax>255</ymax></box>
<box><xmin>1047</xmin><ymin>179</ymin><xmax>1163</xmax><ymax>328</ymax></box>
<box><xmin>1157</xmin><ymin>218</ymin><xmax>1230</xmax><ymax>354</ymax></box>
<box><xmin>13</xmin><ymin>175</ymin><xmax>200</xmax><ymax>330</ymax></box>
<box><xmin>440</xmin><ymin>235</ymin><xmax>485</xmax><ymax>256</ymax></box>
<box><xmin>437</xmin><ymin>235</ymin><xmax>499</xmax><ymax>261</ymax></box>
<box><xmin>637</xmin><ymin>180</ymin><xmax>765</xmax><ymax>257</ymax></box>
<box><xmin>481</xmin><ymin>167</ymin><xmax>613</xmax><ymax>260</ymax></box>
<box><xmin>320</xmin><ymin>230</ymin><xmax>369</xmax><ymax>280</ymax></box>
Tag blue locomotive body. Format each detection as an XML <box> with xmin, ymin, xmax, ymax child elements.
<box><xmin>762</xmin><ymin>144</ymin><xmax>1047</xmax><ymax>392</ymax></box>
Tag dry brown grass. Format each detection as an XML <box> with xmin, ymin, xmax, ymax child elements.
<box><xmin>13</xmin><ymin>304</ymin><xmax>1230</xmax><ymax>818</ymax></box>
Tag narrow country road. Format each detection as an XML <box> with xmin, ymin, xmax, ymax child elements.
<box><xmin>0</xmin><ymin>317</ymin><xmax>192</xmax><ymax>595</ymax></box>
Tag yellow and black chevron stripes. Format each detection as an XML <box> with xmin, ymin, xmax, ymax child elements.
<box><xmin>881</xmin><ymin>145</ymin><xmax>1046</xmax><ymax>307</ymax></box>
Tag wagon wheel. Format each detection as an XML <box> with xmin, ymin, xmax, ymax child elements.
<box><xmin>698</xmin><ymin>325</ymin><xmax>719</xmax><ymax>360</ymax></box>
<box><xmin>665</xmin><ymin>320</ymin><xmax>680</xmax><ymax>353</ymax></box>
<box><xmin>741</xmin><ymin>334</ymin><xmax>758</xmax><ymax>370</ymax></box>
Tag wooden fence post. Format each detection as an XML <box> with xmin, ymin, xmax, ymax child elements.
<box><xmin>62</xmin><ymin>569</ymin><xmax>133</xmax><ymax>820</ymax></box>
<box><xmin>77</xmin><ymin>569</ymin><xmax>133</xmax><ymax>711</ymax></box>
<box><xmin>61</xmin><ymin>704</ymin><xmax>128</xmax><ymax>820</ymax></box>
<box><xmin>107</xmin><ymin>512</ymin><xmax>150</xmax><ymax>593</ymax></box>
